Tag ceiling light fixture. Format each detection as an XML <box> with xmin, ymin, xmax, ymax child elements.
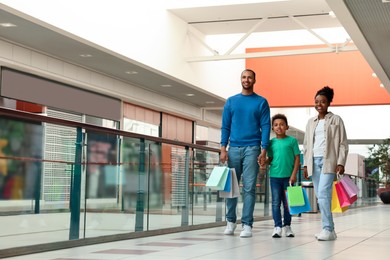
<box><xmin>160</xmin><ymin>84</ymin><xmax>172</xmax><ymax>87</ymax></box>
<box><xmin>125</xmin><ymin>71</ymin><xmax>138</xmax><ymax>75</ymax></box>
<box><xmin>205</xmin><ymin>101</ymin><xmax>215</xmax><ymax>104</ymax></box>
<box><xmin>380</xmin><ymin>83</ymin><xmax>384</xmax><ymax>88</ymax></box>
<box><xmin>185</xmin><ymin>93</ymin><xmax>195</xmax><ymax>96</ymax></box>
<box><xmin>0</xmin><ymin>23</ymin><xmax>17</xmax><ymax>27</ymax></box>
<box><xmin>372</xmin><ymin>72</ymin><xmax>377</xmax><ymax>78</ymax></box>
<box><xmin>79</xmin><ymin>54</ymin><xmax>92</xmax><ymax>58</ymax></box>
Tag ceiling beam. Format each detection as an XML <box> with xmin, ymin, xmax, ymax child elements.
<box><xmin>224</xmin><ymin>17</ymin><xmax>268</xmax><ymax>56</ymax></box>
<box><xmin>186</xmin><ymin>45</ymin><xmax>358</xmax><ymax>62</ymax></box>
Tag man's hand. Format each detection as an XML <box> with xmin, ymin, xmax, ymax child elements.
<box><xmin>220</xmin><ymin>149</ymin><xmax>228</xmax><ymax>164</ymax></box>
<box><xmin>258</xmin><ymin>149</ymin><xmax>267</xmax><ymax>167</ymax></box>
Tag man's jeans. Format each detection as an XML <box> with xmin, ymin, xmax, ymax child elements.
<box><xmin>226</xmin><ymin>146</ymin><xmax>260</xmax><ymax>227</ymax></box>
<box><xmin>270</xmin><ymin>177</ymin><xmax>291</xmax><ymax>227</ymax></box>
<box><xmin>311</xmin><ymin>156</ymin><xmax>335</xmax><ymax>231</ymax></box>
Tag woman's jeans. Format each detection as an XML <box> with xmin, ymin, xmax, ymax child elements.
<box><xmin>270</xmin><ymin>177</ymin><xmax>291</xmax><ymax>228</ymax></box>
<box><xmin>226</xmin><ymin>146</ymin><xmax>260</xmax><ymax>227</ymax></box>
<box><xmin>311</xmin><ymin>156</ymin><xmax>335</xmax><ymax>231</ymax></box>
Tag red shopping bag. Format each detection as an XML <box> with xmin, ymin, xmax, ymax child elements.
<box><xmin>331</xmin><ymin>181</ymin><xmax>348</xmax><ymax>213</ymax></box>
<box><xmin>335</xmin><ymin>181</ymin><xmax>357</xmax><ymax>207</ymax></box>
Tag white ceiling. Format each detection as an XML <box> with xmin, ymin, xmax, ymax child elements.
<box><xmin>170</xmin><ymin>0</ymin><xmax>340</xmax><ymax>35</ymax></box>
<box><xmin>0</xmin><ymin>0</ymin><xmax>389</xmax><ymax>109</ymax></box>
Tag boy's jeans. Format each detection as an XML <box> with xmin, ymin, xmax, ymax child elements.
<box><xmin>226</xmin><ymin>146</ymin><xmax>260</xmax><ymax>227</ymax></box>
<box><xmin>270</xmin><ymin>177</ymin><xmax>291</xmax><ymax>227</ymax></box>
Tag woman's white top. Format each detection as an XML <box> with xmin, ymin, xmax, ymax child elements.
<box><xmin>313</xmin><ymin>119</ymin><xmax>325</xmax><ymax>157</ymax></box>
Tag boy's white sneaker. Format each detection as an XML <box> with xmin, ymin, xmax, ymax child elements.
<box><xmin>224</xmin><ymin>221</ymin><xmax>237</xmax><ymax>235</ymax></box>
<box><xmin>284</xmin><ymin>225</ymin><xmax>295</xmax><ymax>237</ymax></box>
<box><xmin>272</xmin><ymin>227</ymin><xmax>282</xmax><ymax>238</ymax></box>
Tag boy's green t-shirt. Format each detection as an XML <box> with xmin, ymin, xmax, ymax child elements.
<box><xmin>267</xmin><ymin>135</ymin><xmax>300</xmax><ymax>178</ymax></box>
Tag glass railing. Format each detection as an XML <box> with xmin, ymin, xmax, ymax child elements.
<box><xmin>0</xmin><ymin>107</ymin><xmax>378</xmax><ymax>257</ymax></box>
<box><xmin>0</xmin><ymin>107</ymin><xmax>271</xmax><ymax>256</ymax></box>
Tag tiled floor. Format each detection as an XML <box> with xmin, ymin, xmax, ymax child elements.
<box><xmin>3</xmin><ymin>204</ymin><xmax>390</xmax><ymax>260</ymax></box>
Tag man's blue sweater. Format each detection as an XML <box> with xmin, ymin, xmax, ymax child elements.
<box><xmin>221</xmin><ymin>93</ymin><xmax>270</xmax><ymax>149</ymax></box>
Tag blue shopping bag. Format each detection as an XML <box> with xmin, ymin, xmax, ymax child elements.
<box><xmin>219</xmin><ymin>168</ymin><xmax>240</xmax><ymax>198</ymax></box>
<box><xmin>223</xmin><ymin>169</ymin><xmax>231</xmax><ymax>192</ymax></box>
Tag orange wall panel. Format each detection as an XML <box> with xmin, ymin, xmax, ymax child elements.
<box><xmin>246</xmin><ymin>46</ymin><xmax>390</xmax><ymax>107</ymax></box>
<box><xmin>16</xmin><ymin>101</ymin><xmax>44</xmax><ymax>113</ymax></box>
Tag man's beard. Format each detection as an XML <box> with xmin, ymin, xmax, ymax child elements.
<box><xmin>242</xmin><ymin>84</ymin><xmax>253</xmax><ymax>90</ymax></box>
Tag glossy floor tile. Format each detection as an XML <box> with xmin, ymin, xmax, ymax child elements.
<box><xmin>3</xmin><ymin>204</ymin><xmax>390</xmax><ymax>260</ymax></box>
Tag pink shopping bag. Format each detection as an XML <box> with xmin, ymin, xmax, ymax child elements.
<box><xmin>340</xmin><ymin>174</ymin><xmax>359</xmax><ymax>200</ymax></box>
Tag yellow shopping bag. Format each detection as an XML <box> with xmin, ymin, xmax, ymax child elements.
<box><xmin>331</xmin><ymin>181</ymin><xmax>348</xmax><ymax>213</ymax></box>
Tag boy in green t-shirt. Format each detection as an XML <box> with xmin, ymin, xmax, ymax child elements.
<box><xmin>266</xmin><ymin>114</ymin><xmax>300</xmax><ymax>238</ymax></box>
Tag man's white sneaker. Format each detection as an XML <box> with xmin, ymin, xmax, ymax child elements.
<box><xmin>272</xmin><ymin>227</ymin><xmax>282</xmax><ymax>238</ymax></box>
<box><xmin>317</xmin><ymin>229</ymin><xmax>337</xmax><ymax>241</ymax></box>
<box><xmin>284</xmin><ymin>225</ymin><xmax>295</xmax><ymax>237</ymax></box>
<box><xmin>240</xmin><ymin>225</ymin><xmax>252</xmax><ymax>238</ymax></box>
<box><xmin>223</xmin><ymin>221</ymin><xmax>237</xmax><ymax>235</ymax></box>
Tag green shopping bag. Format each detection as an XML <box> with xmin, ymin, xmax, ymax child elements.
<box><xmin>205</xmin><ymin>166</ymin><xmax>229</xmax><ymax>190</ymax></box>
<box><xmin>287</xmin><ymin>185</ymin><xmax>305</xmax><ymax>207</ymax></box>
<box><xmin>286</xmin><ymin>188</ymin><xmax>312</xmax><ymax>214</ymax></box>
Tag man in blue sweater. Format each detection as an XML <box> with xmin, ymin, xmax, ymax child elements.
<box><xmin>220</xmin><ymin>69</ymin><xmax>271</xmax><ymax>237</ymax></box>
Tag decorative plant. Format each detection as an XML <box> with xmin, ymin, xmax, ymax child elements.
<box><xmin>366</xmin><ymin>138</ymin><xmax>390</xmax><ymax>189</ymax></box>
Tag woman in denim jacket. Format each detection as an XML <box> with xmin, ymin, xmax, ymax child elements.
<box><xmin>303</xmin><ymin>86</ymin><xmax>348</xmax><ymax>241</ymax></box>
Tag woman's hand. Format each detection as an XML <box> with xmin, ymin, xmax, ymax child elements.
<box><xmin>336</xmin><ymin>165</ymin><xmax>345</xmax><ymax>174</ymax></box>
<box><xmin>303</xmin><ymin>167</ymin><xmax>309</xmax><ymax>180</ymax></box>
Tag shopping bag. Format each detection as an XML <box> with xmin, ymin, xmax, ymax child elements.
<box><xmin>340</xmin><ymin>174</ymin><xmax>359</xmax><ymax>199</ymax></box>
<box><xmin>335</xmin><ymin>181</ymin><xmax>357</xmax><ymax>207</ymax></box>
<box><xmin>287</xmin><ymin>188</ymin><xmax>312</xmax><ymax>214</ymax></box>
<box><xmin>219</xmin><ymin>168</ymin><xmax>240</xmax><ymax>198</ymax></box>
<box><xmin>286</xmin><ymin>185</ymin><xmax>305</xmax><ymax>206</ymax></box>
<box><xmin>331</xmin><ymin>181</ymin><xmax>348</xmax><ymax>213</ymax></box>
<box><xmin>205</xmin><ymin>166</ymin><xmax>229</xmax><ymax>190</ymax></box>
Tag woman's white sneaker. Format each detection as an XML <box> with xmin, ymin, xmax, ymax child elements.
<box><xmin>317</xmin><ymin>229</ymin><xmax>337</xmax><ymax>241</ymax></box>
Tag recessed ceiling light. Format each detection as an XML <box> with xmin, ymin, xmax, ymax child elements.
<box><xmin>372</xmin><ymin>72</ymin><xmax>377</xmax><ymax>78</ymax></box>
<box><xmin>79</xmin><ymin>54</ymin><xmax>92</xmax><ymax>58</ymax></box>
<box><xmin>0</xmin><ymin>23</ymin><xmax>17</xmax><ymax>27</ymax></box>
<box><xmin>205</xmin><ymin>101</ymin><xmax>215</xmax><ymax>104</ymax></box>
<box><xmin>125</xmin><ymin>71</ymin><xmax>138</xmax><ymax>75</ymax></box>
<box><xmin>185</xmin><ymin>93</ymin><xmax>195</xmax><ymax>96</ymax></box>
<box><xmin>380</xmin><ymin>83</ymin><xmax>384</xmax><ymax>88</ymax></box>
<box><xmin>328</xmin><ymin>11</ymin><xmax>336</xmax><ymax>18</ymax></box>
<box><xmin>160</xmin><ymin>84</ymin><xmax>172</xmax><ymax>87</ymax></box>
